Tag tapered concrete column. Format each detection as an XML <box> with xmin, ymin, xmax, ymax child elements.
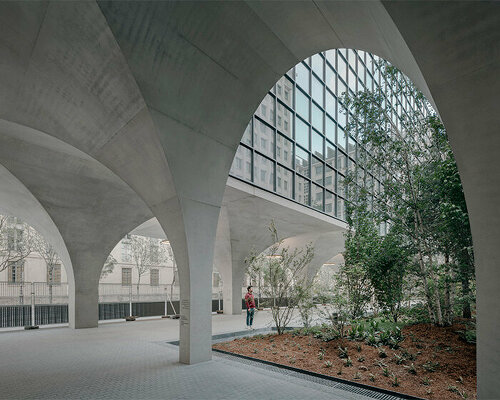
<box><xmin>221</xmin><ymin>266</ymin><xmax>245</xmax><ymax>315</ymax></box>
<box><xmin>68</xmin><ymin>270</ymin><xmax>99</xmax><ymax>329</ymax></box>
<box><xmin>166</xmin><ymin>198</ymin><xmax>221</xmax><ymax>365</ymax></box>
<box><xmin>214</xmin><ymin>206</ymin><xmax>243</xmax><ymax>315</ymax></box>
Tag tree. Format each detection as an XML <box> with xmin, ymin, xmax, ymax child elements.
<box><xmin>101</xmin><ymin>255</ymin><xmax>117</xmax><ymax>279</ymax></box>
<box><xmin>0</xmin><ymin>215</ymin><xmax>34</xmax><ymax>275</ymax></box>
<box><xmin>130</xmin><ymin>235</ymin><xmax>168</xmax><ymax>293</ymax></box>
<box><xmin>342</xmin><ymin>60</ymin><xmax>475</xmax><ymax>326</ymax></box>
<box><xmin>367</xmin><ymin>231</ymin><xmax>409</xmax><ymax>323</ymax></box>
<box><xmin>31</xmin><ymin>228</ymin><xmax>62</xmax><ymax>303</ymax></box>
<box><xmin>246</xmin><ymin>221</ymin><xmax>314</xmax><ymax>334</ymax></box>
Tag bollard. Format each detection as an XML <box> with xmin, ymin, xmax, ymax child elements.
<box><xmin>24</xmin><ymin>282</ymin><xmax>39</xmax><ymax>330</ymax></box>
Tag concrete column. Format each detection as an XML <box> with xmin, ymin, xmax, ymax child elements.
<box><xmin>214</xmin><ymin>206</ymin><xmax>244</xmax><ymax>315</ymax></box>
<box><xmin>68</xmin><ymin>270</ymin><xmax>99</xmax><ymax>329</ymax></box>
<box><xmin>164</xmin><ymin>198</ymin><xmax>221</xmax><ymax>365</ymax></box>
<box><xmin>221</xmin><ymin>266</ymin><xmax>245</xmax><ymax>315</ymax></box>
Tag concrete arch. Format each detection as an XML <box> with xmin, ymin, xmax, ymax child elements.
<box><xmin>0</xmin><ymin>163</ymin><xmax>73</xmax><ymax>283</ymax></box>
<box><xmin>0</xmin><ymin>3</ymin><xmax>497</xmax><ymax>395</ymax></box>
<box><xmin>0</xmin><ymin>117</ymin><xmax>154</xmax><ymax>328</ymax></box>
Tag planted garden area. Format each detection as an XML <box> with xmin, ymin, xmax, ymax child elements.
<box><xmin>223</xmin><ymin>61</ymin><xmax>476</xmax><ymax>399</ymax></box>
<box><xmin>214</xmin><ymin>315</ymin><xmax>476</xmax><ymax>399</ymax></box>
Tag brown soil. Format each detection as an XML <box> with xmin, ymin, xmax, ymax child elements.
<box><xmin>213</xmin><ymin>323</ymin><xmax>476</xmax><ymax>400</ymax></box>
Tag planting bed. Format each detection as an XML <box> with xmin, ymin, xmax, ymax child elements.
<box><xmin>213</xmin><ymin>323</ymin><xmax>476</xmax><ymax>399</ymax></box>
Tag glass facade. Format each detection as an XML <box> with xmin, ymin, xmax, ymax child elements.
<box><xmin>229</xmin><ymin>49</ymin><xmax>431</xmax><ymax>221</ymax></box>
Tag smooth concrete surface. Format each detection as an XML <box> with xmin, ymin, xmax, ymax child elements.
<box><xmin>0</xmin><ymin>315</ymin><xmax>375</xmax><ymax>400</ymax></box>
<box><xmin>0</xmin><ymin>2</ymin><xmax>497</xmax><ymax>396</ymax></box>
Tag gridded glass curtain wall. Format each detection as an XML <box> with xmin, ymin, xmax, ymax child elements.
<box><xmin>230</xmin><ymin>49</ymin><xmax>430</xmax><ymax>221</ymax></box>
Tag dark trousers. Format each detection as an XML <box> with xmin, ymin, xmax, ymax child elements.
<box><xmin>246</xmin><ymin>308</ymin><xmax>255</xmax><ymax>326</ymax></box>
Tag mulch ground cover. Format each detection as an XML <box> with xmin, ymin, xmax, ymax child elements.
<box><xmin>213</xmin><ymin>323</ymin><xmax>476</xmax><ymax>399</ymax></box>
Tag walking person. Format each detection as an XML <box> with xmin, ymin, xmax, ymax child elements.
<box><xmin>245</xmin><ymin>285</ymin><xmax>256</xmax><ymax>330</ymax></box>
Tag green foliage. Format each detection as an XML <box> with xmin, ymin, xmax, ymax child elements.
<box><xmin>246</xmin><ymin>220</ymin><xmax>314</xmax><ymax>334</ymax></box>
<box><xmin>340</xmin><ymin>59</ymin><xmax>475</xmax><ymax>326</ymax></box>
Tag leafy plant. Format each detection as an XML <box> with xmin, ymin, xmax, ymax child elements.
<box><xmin>324</xmin><ymin>361</ymin><xmax>332</xmax><ymax>368</ymax></box>
<box><xmin>344</xmin><ymin>357</ymin><xmax>353</xmax><ymax>367</ymax></box>
<box><xmin>422</xmin><ymin>361</ymin><xmax>440</xmax><ymax>372</ymax></box>
<box><xmin>405</xmin><ymin>363</ymin><xmax>417</xmax><ymax>375</ymax></box>
<box><xmin>338</xmin><ymin>346</ymin><xmax>348</xmax><ymax>359</ymax></box>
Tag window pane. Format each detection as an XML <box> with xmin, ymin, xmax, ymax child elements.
<box><xmin>255</xmin><ymin>94</ymin><xmax>275</xmax><ymax>126</ymax></box>
<box><xmin>337</xmin><ymin>152</ymin><xmax>347</xmax><ymax>175</ymax></box>
<box><xmin>295</xmin><ymin>116</ymin><xmax>309</xmax><ymax>150</ymax></box>
<box><xmin>325</xmin><ymin>66</ymin><xmax>336</xmax><ymax>93</ymax></box>
<box><xmin>337</xmin><ymin>104</ymin><xmax>346</xmax><ymax>128</ymax></box>
<box><xmin>276</xmin><ymin>134</ymin><xmax>293</xmax><ymax>169</ymax></box>
<box><xmin>311</xmin><ymin>54</ymin><xmax>324</xmax><ymax>79</ymax></box>
<box><xmin>312</xmin><ymin>76</ymin><xmax>324</xmax><ymax>107</ymax></box>
<box><xmin>337</xmin><ymin>197</ymin><xmax>345</xmax><ymax>220</ymax></box>
<box><xmin>276</xmin><ymin>76</ymin><xmax>293</xmax><ymax>108</ymax></box>
<box><xmin>311</xmin><ymin>103</ymin><xmax>323</xmax><ymax>132</ymax></box>
<box><xmin>254</xmin><ymin>153</ymin><xmax>274</xmax><ymax>191</ymax></box>
<box><xmin>295</xmin><ymin>146</ymin><xmax>310</xmax><ymax>177</ymax></box>
<box><xmin>325</xmin><ymin>49</ymin><xmax>336</xmax><ymax>67</ymax></box>
<box><xmin>276</xmin><ymin>102</ymin><xmax>293</xmax><ymax>138</ymax></box>
<box><xmin>295</xmin><ymin>89</ymin><xmax>309</xmax><ymax>121</ymax></box>
<box><xmin>295</xmin><ymin>62</ymin><xmax>310</xmax><ymax>93</ymax></box>
<box><xmin>276</xmin><ymin>165</ymin><xmax>293</xmax><ymax>198</ymax></box>
<box><xmin>325</xmin><ymin>140</ymin><xmax>335</xmax><ymax>167</ymax></box>
<box><xmin>337</xmin><ymin>79</ymin><xmax>347</xmax><ymax>98</ymax></box>
<box><xmin>325</xmin><ymin>116</ymin><xmax>335</xmax><ymax>144</ymax></box>
<box><xmin>230</xmin><ymin>145</ymin><xmax>252</xmax><ymax>182</ymax></box>
<box><xmin>312</xmin><ymin>184</ymin><xmax>324</xmax><ymax>211</ymax></box>
<box><xmin>337</xmin><ymin>126</ymin><xmax>347</xmax><ymax>151</ymax></box>
<box><xmin>325</xmin><ymin>91</ymin><xmax>335</xmax><ymax>119</ymax></box>
<box><xmin>325</xmin><ymin>191</ymin><xmax>334</xmax><ymax>215</ymax></box>
<box><xmin>325</xmin><ymin>165</ymin><xmax>334</xmax><ymax>192</ymax></box>
<box><xmin>253</xmin><ymin>119</ymin><xmax>274</xmax><ymax>158</ymax></box>
<box><xmin>337</xmin><ymin>56</ymin><xmax>347</xmax><ymax>80</ymax></box>
<box><xmin>312</xmin><ymin>157</ymin><xmax>323</xmax><ymax>185</ymax></box>
<box><xmin>348</xmin><ymin>136</ymin><xmax>356</xmax><ymax>159</ymax></box>
<box><xmin>295</xmin><ymin>175</ymin><xmax>309</xmax><ymax>206</ymax></box>
<box><xmin>242</xmin><ymin>121</ymin><xmax>252</xmax><ymax>146</ymax></box>
<box><xmin>311</xmin><ymin>130</ymin><xmax>324</xmax><ymax>159</ymax></box>
<box><xmin>348</xmin><ymin>68</ymin><xmax>357</xmax><ymax>92</ymax></box>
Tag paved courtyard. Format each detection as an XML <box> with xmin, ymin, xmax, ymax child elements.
<box><xmin>0</xmin><ymin>313</ymin><xmax>385</xmax><ymax>399</ymax></box>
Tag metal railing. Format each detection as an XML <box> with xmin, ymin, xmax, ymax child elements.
<box><xmin>0</xmin><ymin>281</ymin><xmax>227</xmax><ymax>328</ymax></box>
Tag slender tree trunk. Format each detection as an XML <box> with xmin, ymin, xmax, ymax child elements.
<box><xmin>461</xmin><ymin>275</ymin><xmax>472</xmax><ymax>319</ymax></box>
<box><xmin>443</xmin><ymin>254</ymin><xmax>452</xmax><ymax>326</ymax></box>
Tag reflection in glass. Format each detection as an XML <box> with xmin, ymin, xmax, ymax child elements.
<box><xmin>311</xmin><ymin>54</ymin><xmax>324</xmax><ymax>79</ymax></box>
<box><xmin>254</xmin><ymin>153</ymin><xmax>274</xmax><ymax>191</ymax></box>
<box><xmin>325</xmin><ymin>191</ymin><xmax>334</xmax><ymax>215</ymax></box>
<box><xmin>312</xmin><ymin>131</ymin><xmax>324</xmax><ymax>159</ymax></box>
<box><xmin>230</xmin><ymin>145</ymin><xmax>252</xmax><ymax>182</ymax></box>
<box><xmin>242</xmin><ymin>121</ymin><xmax>252</xmax><ymax>146</ymax></box>
<box><xmin>312</xmin><ymin>76</ymin><xmax>324</xmax><ymax>107</ymax></box>
<box><xmin>325</xmin><ymin>165</ymin><xmax>334</xmax><ymax>192</ymax></box>
<box><xmin>276</xmin><ymin>134</ymin><xmax>293</xmax><ymax>169</ymax></box>
<box><xmin>295</xmin><ymin>175</ymin><xmax>309</xmax><ymax>206</ymax></box>
<box><xmin>253</xmin><ymin>119</ymin><xmax>275</xmax><ymax>158</ymax></box>
<box><xmin>256</xmin><ymin>94</ymin><xmax>275</xmax><ymax>126</ymax></box>
<box><xmin>295</xmin><ymin>117</ymin><xmax>309</xmax><ymax>150</ymax></box>
<box><xmin>312</xmin><ymin>184</ymin><xmax>324</xmax><ymax>211</ymax></box>
<box><xmin>295</xmin><ymin>62</ymin><xmax>310</xmax><ymax>93</ymax></box>
<box><xmin>311</xmin><ymin>103</ymin><xmax>323</xmax><ymax>132</ymax></box>
<box><xmin>325</xmin><ymin>140</ymin><xmax>335</xmax><ymax>167</ymax></box>
<box><xmin>295</xmin><ymin>146</ymin><xmax>310</xmax><ymax>177</ymax></box>
<box><xmin>337</xmin><ymin>152</ymin><xmax>347</xmax><ymax>175</ymax></box>
<box><xmin>312</xmin><ymin>157</ymin><xmax>323</xmax><ymax>185</ymax></box>
<box><xmin>325</xmin><ymin>66</ymin><xmax>336</xmax><ymax>95</ymax></box>
<box><xmin>325</xmin><ymin>116</ymin><xmax>336</xmax><ymax>144</ymax></box>
<box><xmin>277</xmin><ymin>102</ymin><xmax>293</xmax><ymax>138</ymax></box>
<box><xmin>295</xmin><ymin>89</ymin><xmax>310</xmax><ymax>121</ymax></box>
<box><xmin>275</xmin><ymin>76</ymin><xmax>293</xmax><ymax>108</ymax></box>
<box><xmin>276</xmin><ymin>165</ymin><xmax>293</xmax><ymax>198</ymax></box>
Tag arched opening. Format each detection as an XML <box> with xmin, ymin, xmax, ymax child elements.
<box><xmin>219</xmin><ymin>47</ymin><xmax>476</xmax><ymax>398</ymax></box>
<box><xmin>0</xmin><ymin>213</ymin><xmax>69</xmax><ymax>328</ymax></box>
<box><xmin>98</xmin><ymin>220</ymin><xmax>179</xmax><ymax>321</ymax></box>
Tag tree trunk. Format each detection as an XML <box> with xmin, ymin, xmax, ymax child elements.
<box><xmin>461</xmin><ymin>276</ymin><xmax>472</xmax><ymax>319</ymax></box>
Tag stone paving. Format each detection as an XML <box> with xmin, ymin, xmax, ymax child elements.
<box><xmin>0</xmin><ymin>312</ymin><xmax>380</xmax><ymax>399</ymax></box>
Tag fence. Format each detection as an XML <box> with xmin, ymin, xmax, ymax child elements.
<box><xmin>0</xmin><ymin>282</ymin><xmax>226</xmax><ymax>328</ymax></box>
